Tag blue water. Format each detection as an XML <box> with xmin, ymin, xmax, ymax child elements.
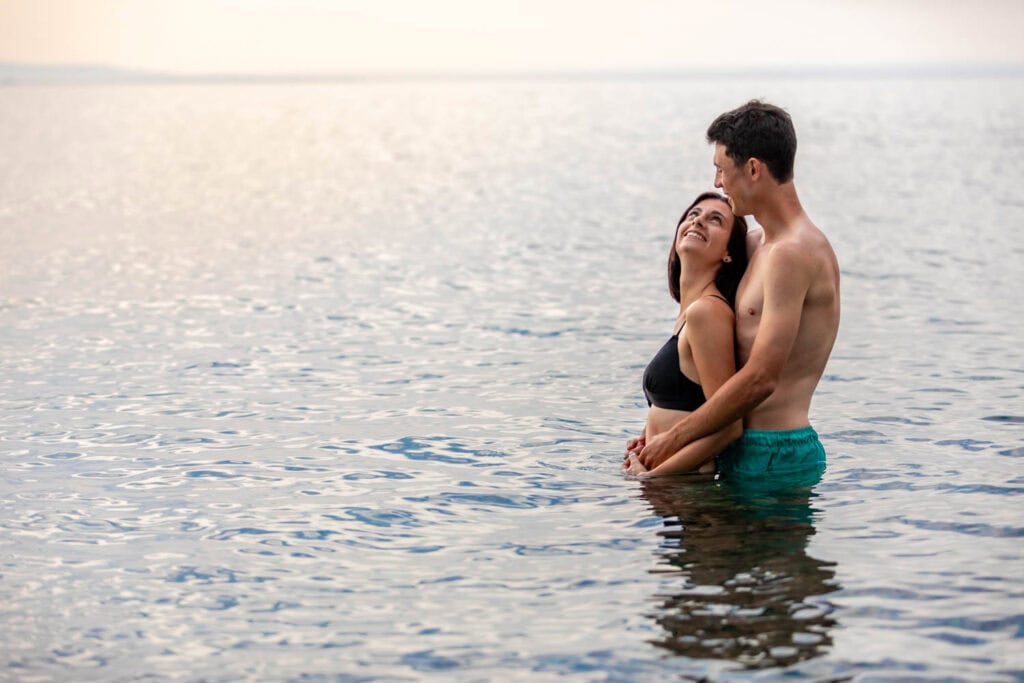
<box><xmin>1</xmin><ymin>77</ymin><xmax>1022</xmax><ymax>681</ymax></box>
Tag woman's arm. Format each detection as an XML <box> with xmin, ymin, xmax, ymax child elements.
<box><xmin>686</xmin><ymin>295</ymin><xmax>738</xmax><ymax>399</ymax></box>
<box><xmin>638</xmin><ymin>296</ymin><xmax>742</xmax><ymax>476</ymax></box>
<box><xmin>634</xmin><ymin>421</ymin><xmax>740</xmax><ymax>477</ymax></box>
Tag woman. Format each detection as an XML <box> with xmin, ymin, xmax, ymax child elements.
<box><xmin>624</xmin><ymin>191</ymin><xmax>749</xmax><ymax>477</ymax></box>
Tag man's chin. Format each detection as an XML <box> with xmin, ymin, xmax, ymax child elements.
<box><xmin>728</xmin><ymin>198</ymin><xmax>751</xmax><ymax>217</ymax></box>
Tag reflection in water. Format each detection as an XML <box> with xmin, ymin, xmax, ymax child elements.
<box><xmin>638</xmin><ymin>475</ymin><xmax>840</xmax><ymax>669</ymax></box>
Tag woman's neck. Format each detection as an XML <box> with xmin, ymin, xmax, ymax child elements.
<box><xmin>676</xmin><ymin>269</ymin><xmax>717</xmax><ymax>317</ymax></box>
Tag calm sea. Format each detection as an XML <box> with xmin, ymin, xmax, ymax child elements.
<box><xmin>1</xmin><ymin>76</ymin><xmax>1022</xmax><ymax>681</ymax></box>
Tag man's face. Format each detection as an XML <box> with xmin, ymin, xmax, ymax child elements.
<box><xmin>712</xmin><ymin>144</ymin><xmax>749</xmax><ymax>215</ymax></box>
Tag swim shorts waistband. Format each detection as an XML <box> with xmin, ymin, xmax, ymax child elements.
<box><xmin>739</xmin><ymin>426</ymin><xmax>822</xmax><ymax>445</ymax></box>
<box><xmin>717</xmin><ymin>425</ymin><xmax>826</xmax><ymax>481</ymax></box>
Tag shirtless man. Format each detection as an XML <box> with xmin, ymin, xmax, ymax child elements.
<box><xmin>636</xmin><ymin>100</ymin><xmax>840</xmax><ymax>481</ymax></box>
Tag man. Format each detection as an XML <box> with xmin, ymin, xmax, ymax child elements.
<box><xmin>637</xmin><ymin>100</ymin><xmax>840</xmax><ymax>481</ymax></box>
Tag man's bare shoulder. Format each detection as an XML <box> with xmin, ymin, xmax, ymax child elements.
<box><xmin>763</xmin><ymin>220</ymin><xmax>840</xmax><ymax>310</ymax></box>
<box><xmin>768</xmin><ymin>220</ymin><xmax>835</xmax><ymax>267</ymax></box>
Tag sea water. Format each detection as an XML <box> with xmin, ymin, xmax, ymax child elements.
<box><xmin>1</xmin><ymin>76</ymin><xmax>1022</xmax><ymax>681</ymax></box>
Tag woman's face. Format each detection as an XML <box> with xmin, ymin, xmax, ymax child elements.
<box><xmin>675</xmin><ymin>198</ymin><xmax>734</xmax><ymax>263</ymax></box>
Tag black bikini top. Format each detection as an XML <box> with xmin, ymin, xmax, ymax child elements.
<box><xmin>642</xmin><ymin>322</ymin><xmax>707</xmax><ymax>411</ymax></box>
<box><xmin>642</xmin><ymin>294</ymin><xmax>728</xmax><ymax>411</ymax></box>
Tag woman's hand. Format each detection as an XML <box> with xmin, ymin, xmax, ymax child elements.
<box><xmin>622</xmin><ymin>452</ymin><xmax>651</xmax><ymax>476</ymax></box>
<box><xmin>624</xmin><ymin>435</ymin><xmax>646</xmax><ymax>464</ymax></box>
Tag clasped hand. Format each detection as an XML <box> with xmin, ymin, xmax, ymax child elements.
<box><xmin>622</xmin><ymin>432</ymin><xmax>678</xmax><ymax>475</ymax></box>
<box><xmin>622</xmin><ymin>435</ymin><xmax>648</xmax><ymax>475</ymax></box>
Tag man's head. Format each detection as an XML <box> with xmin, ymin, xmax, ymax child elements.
<box><xmin>706</xmin><ymin>100</ymin><xmax>797</xmax><ymax>186</ymax></box>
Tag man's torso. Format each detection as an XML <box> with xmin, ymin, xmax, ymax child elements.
<box><xmin>735</xmin><ymin>223</ymin><xmax>840</xmax><ymax>430</ymax></box>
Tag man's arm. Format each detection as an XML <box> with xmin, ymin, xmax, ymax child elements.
<box><xmin>636</xmin><ymin>420</ymin><xmax>742</xmax><ymax>477</ymax></box>
<box><xmin>638</xmin><ymin>245</ymin><xmax>812</xmax><ymax>467</ymax></box>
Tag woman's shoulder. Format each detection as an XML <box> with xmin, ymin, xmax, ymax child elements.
<box><xmin>746</xmin><ymin>226</ymin><xmax>765</xmax><ymax>259</ymax></box>
<box><xmin>684</xmin><ymin>293</ymin><xmax>734</xmax><ymax>328</ymax></box>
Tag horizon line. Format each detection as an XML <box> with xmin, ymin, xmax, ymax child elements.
<box><xmin>3</xmin><ymin>60</ymin><xmax>1024</xmax><ymax>85</ymax></box>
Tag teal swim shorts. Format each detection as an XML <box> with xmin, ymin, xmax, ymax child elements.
<box><xmin>717</xmin><ymin>426</ymin><xmax>826</xmax><ymax>483</ymax></box>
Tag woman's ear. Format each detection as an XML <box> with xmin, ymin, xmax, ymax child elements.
<box><xmin>723</xmin><ymin>254</ymin><xmax>733</xmax><ymax>264</ymax></box>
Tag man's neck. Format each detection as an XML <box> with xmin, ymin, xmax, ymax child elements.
<box><xmin>752</xmin><ymin>182</ymin><xmax>805</xmax><ymax>241</ymax></box>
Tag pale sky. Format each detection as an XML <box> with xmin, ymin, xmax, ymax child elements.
<box><xmin>2</xmin><ymin>0</ymin><xmax>1023</xmax><ymax>74</ymax></box>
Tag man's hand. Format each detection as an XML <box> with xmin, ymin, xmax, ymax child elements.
<box><xmin>637</xmin><ymin>431</ymin><xmax>677</xmax><ymax>469</ymax></box>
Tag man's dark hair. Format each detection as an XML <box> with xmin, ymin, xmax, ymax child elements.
<box><xmin>706</xmin><ymin>100</ymin><xmax>797</xmax><ymax>183</ymax></box>
<box><xmin>668</xmin><ymin>192</ymin><xmax>749</xmax><ymax>308</ymax></box>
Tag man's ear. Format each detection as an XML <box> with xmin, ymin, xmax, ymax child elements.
<box><xmin>747</xmin><ymin>158</ymin><xmax>763</xmax><ymax>181</ymax></box>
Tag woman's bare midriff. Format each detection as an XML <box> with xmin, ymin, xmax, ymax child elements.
<box><xmin>646</xmin><ymin>406</ymin><xmax>717</xmax><ymax>474</ymax></box>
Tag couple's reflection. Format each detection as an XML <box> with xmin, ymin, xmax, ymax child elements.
<box><xmin>636</xmin><ymin>475</ymin><xmax>839</xmax><ymax>669</ymax></box>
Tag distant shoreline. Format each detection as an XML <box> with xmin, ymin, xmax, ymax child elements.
<box><xmin>3</xmin><ymin>62</ymin><xmax>1023</xmax><ymax>86</ymax></box>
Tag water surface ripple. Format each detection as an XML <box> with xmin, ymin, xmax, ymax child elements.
<box><xmin>2</xmin><ymin>78</ymin><xmax>1023</xmax><ymax>681</ymax></box>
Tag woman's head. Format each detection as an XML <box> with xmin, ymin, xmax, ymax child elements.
<box><xmin>667</xmin><ymin>192</ymin><xmax>749</xmax><ymax>306</ymax></box>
